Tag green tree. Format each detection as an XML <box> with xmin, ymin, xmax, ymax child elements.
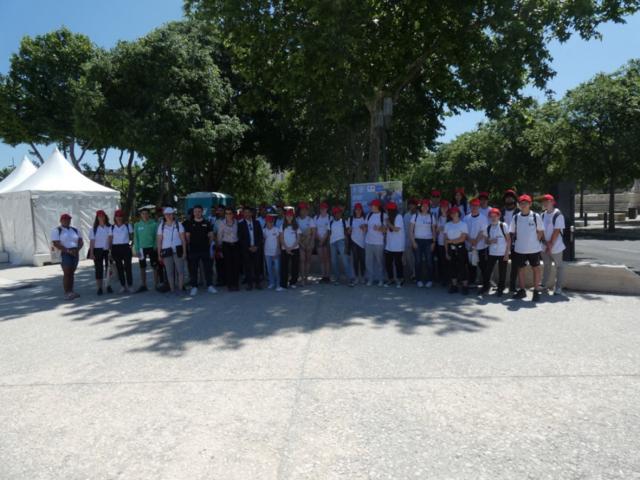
<box><xmin>0</xmin><ymin>166</ymin><xmax>14</xmax><ymax>182</ymax></box>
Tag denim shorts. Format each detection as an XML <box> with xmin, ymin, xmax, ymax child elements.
<box><xmin>61</xmin><ymin>252</ymin><xmax>79</xmax><ymax>269</ymax></box>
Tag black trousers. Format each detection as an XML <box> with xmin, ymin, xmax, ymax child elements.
<box><xmin>93</xmin><ymin>248</ymin><xmax>109</xmax><ymax>280</ymax></box>
<box><xmin>508</xmin><ymin>245</ymin><xmax>518</xmax><ymax>291</ymax></box>
<box><xmin>243</xmin><ymin>248</ymin><xmax>262</xmax><ymax>285</ymax></box>
<box><xmin>111</xmin><ymin>244</ymin><xmax>133</xmax><ymax>287</ymax></box>
<box><xmin>448</xmin><ymin>244</ymin><xmax>468</xmax><ymax>283</ymax></box>
<box><xmin>385</xmin><ymin>250</ymin><xmax>404</xmax><ymax>280</ymax></box>
<box><xmin>436</xmin><ymin>244</ymin><xmax>449</xmax><ymax>285</ymax></box>
<box><xmin>189</xmin><ymin>250</ymin><xmax>213</xmax><ymax>287</ymax></box>
<box><xmin>468</xmin><ymin>248</ymin><xmax>489</xmax><ymax>287</ymax></box>
<box><xmin>222</xmin><ymin>242</ymin><xmax>240</xmax><ymax>289</ymax></box>
<box><xmin>487</xmin><ymin>255</ymin><xmax>508</xmax><ymax>291</ymax></box>
<box><xmin>280</xmin><ymin>248</ymin><xmax>300</xmax><ymax>287</ymax></box>
<box><xmin>351</xmin><ymin>242</ymin><xmax>365</xmax><ymax>277</ymax></box>
<box><xmin>215</xmin><ymin>255</ymin><xmax>225</xmax><ymax>286</ymax></box>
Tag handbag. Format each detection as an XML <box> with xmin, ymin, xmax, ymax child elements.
<box><xmin>160</xmin><ymin>248</ymin><xmax>173</xmax><ymax>258</ymax></box>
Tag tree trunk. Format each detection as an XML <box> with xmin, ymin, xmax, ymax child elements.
<box><xmin>579</xmin><ymin>182</ymin><xmax>584</xmax><ymax>218</ymax></box>
<box><xmin>366</xmin><ymin>96</ymin><xmax>383</xmax><ymax>182</ymax></box>
<box><xmin>123</xmin><ymin>150</ymin><xmax>137</xmax><ymax>217</ymax></box>
<box><xmin>28</xmin><ymin>143</ymin><xmax>45</xmax><ymax>165</ymax></box>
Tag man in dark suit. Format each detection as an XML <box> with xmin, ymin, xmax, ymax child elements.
<box><xmin>238</xmin><ymin>207</ymin><xmax>264</xmax><ymax>290</ymax></box>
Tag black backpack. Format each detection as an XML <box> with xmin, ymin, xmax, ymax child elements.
<box><xmin>500</xmin><ymin>207</ymin><xmax>520</xmax><ymax>223</ymax></box>
<box><xmin>486</xmin><ymin>222</ymin><xmax>508</xmax><ymax>240</ymax></box>
<box><xmin>366</xmin><ymin>211</ymin><xmax>384</xmax><ymax>225</ymax></box>
<box><xmin>58</xmin><ymin>226</ymin><xmax>78</xmax><ymax>236</ymax></box>
<box><xmin>542</xmin><ymin>210</ymin><xmax>562</xmax><ymax>227</ymax></box>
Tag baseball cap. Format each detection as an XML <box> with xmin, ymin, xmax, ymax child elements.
<box><xmin>114</xmin><ymin>209</ymin><xmax>124</xmax><ymax>217</ymax></box>
<box><xmin>430</xmin><ymin>189</ymin><xmax>441</xmax><ymax>197</ymax></box>
<box><xmin>370</xmin><ymin>199</ymin><xmax>381</xmax><ymax>207</ymax></box>
<box><xmin>354</xmin><ymin>202</ymin><xmax>363</xmax><ymax>210</ymax></box>
<box><xmin>163</xmin><ymin>207</ymin><xmax>175</xmax><ymax>215</ymax></box>
<box><xmin>386</xmin><ymin>202</ymin><xmax>398</xmax><ymax>210</ymax></box>
<box><xmin>449</xmin><ymin>206</ymin><xmax>460</xmax><ymax>215</ymax></box>
<box><xmin>319</xmin><ymin>202</ymin><xmax>329</xmax><ymax>209</ymax></box>
<box><xmin>518</xmin><ymin>194</ymin><xmax>532</xmax><ymax>203</ymax></box>
<box><xmin>332</xmin><ymin>206</ymin><xmax>343</xmax><ymax>214</ymax></box>
<box><xmin>96</xmin><ymin>210</ymin><xmax>106</xmax><ymax>217</ymax></box>
<box><xmin>479</xmin><ymin>191</ymin><xmax>490</xmax><ymax>199</ymax></box>
<box><xmin>60</xmin><ymin>213</ymin><xmax>71</xmax><ymax>221</ymax></box>
<box><xmin>489</xmin><ymin>208</ymin><xmax>501</xmax><ymax>217</ymax></box>
<box><xmin>439</xmin><ymin>199</ymin><xmax>450</xmax><ymax>207</ymax></box>
<box><xmin>541</xmin><ymin>194</ymin><xmax>555</xmax><ymax>202</ymax></box>
<box><xmin>469</xmin><ymin>198</ymin><xmax>481</xmax><ymax>206</ymax></box>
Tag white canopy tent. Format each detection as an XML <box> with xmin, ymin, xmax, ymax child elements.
<box><xmin>0</xmin><ymin>148</ymin><xmax>120</xmax><ymax>265</ymax></box>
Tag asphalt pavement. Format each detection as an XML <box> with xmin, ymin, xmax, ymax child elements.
<box><xmin>575</xmin><ymin>238</ymin><xmax>640</xmax><ymax>273</ymax></box>
<box><xmin>1</xmin><ymin>263</ymin><xmax>639</xmax><ymax>479</ymax></box>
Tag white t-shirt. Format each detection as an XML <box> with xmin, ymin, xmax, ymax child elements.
<box><xmin>88</xmin><ymin>225</ymin><xmax>110</xmax><ymax>249</ymax></box>
<box><xmin>480</xmin><ymin>206</ymin><xmax>492</xmax><ymax>218</ymax></box>
<box><xmin>503</xmin><ymin>208</ymin><xmax>518</xmax><ymax>227</ymax></box>
<box><xmin>464</xmin><ymin>214</ymin><xmax>488</xmax><ymax>250</ymax></box>
<box><xmin>157</xmin><ymin>221</ymin><xmax>185</xmax><ymax>250</ymax></box>
<box><xmin>403</xmin><ymin>212</ymin><xmax>414</xmax><ymax>238</ymax></box>
<box><xmin>314</xmin><ymin>214</ymin><xmax>331</xmax><ymax>238</ymax></box>
<box><xmin>51</xmin><ymin>226</ymin><xmax>80</xmax><ymax>249</ymax></box>
<box><xmin>542</xmin><ymin>209</ymin><xmax>566</xmax><ymax>254</ymax></box>
<box><xmin>436</xmin><ymin>214</ymin><xmax>447</xmax><ymax>246</ymax></box>
<box><xmin>509</xmin><ymin>212</ymin><xmax>543</xmax><ymax>254</ymax></box>
<box><xmin>365</xmin><ymin>211</ymin><xmax>386</xmax><ymax>246</ymax></box>
<box><xmin>410</xmin><ymin>212</ymin><xmax>435</xmax><ymax>240</ymax></box>
<box><xmin>280</xmin><ymin>224</ymin><xmax>300</xmax><ymax>249</ymax></box>
<box><xmin>487</xmin><ymin>222</ymin><xmax>509</xmax><ymax>256</ymax></box>
<box><xmin>385</xmin><ymin>215</ymin><xmax>405</xmax><ymax>252</ymax></box>
<box><xmin>349</xmin><ymin>216</ymin><xmax>366</xmax><ymax>248</ymax></box>
<box><xmin>444</xmin><ymin>221</ymin><xmax>468</xmax><ymax>242</ymax></box>
<box><xmin>297</xmin><ymin>216</ymin><xmax>316</xmax><ymax>235</ymax></box>
<box><xmin>109</xmin><ymin>224</ymin><xmax>133</xmax><ymax>245</ymax></box>
<box><xmin>263</xmin><ymin>225</ymin><xmax>280</xmax><ymax>256</ymax></box>
<box><xmin>329</xmin><ymin>217</ymin><xmax>347</xmax><ymax>243</ymax></box>
<box><xmin>430</xmin><ymin>206</ymin><xmax>440</xmax><ymax>218</ymax></box>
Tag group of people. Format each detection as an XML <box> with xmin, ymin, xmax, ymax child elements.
<box><xmin>50</xmin><ymin>188</ymin><xmax>567</xmax><ymax>302</ymax></box>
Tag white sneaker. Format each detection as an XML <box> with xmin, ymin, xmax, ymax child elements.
<box><xmin>377</xmin><ymin>281</ymin><xmax>385</xmax><ymax>287</ymax></box>
<box><xmin>396</xmin><ymin>281</ymin><xmax>402</xmax><ymax>289</ymax></box>
<box><xmin>190</xmin><ymin>287</ymin><xmax>198</xmax><ymax>296</ymax></box>
<box><xmin>366</xmin><ymin>280</ymin><xmax>373</xmax><ymax>286</ymax></box>
<box><xmin>207</xmin><ymin>286</ymin><xmax>217</xmax><ymax>294</ymax></box>
<box><xmin>267</xmin><ymin>283</ymin><xmax>274</xmax><ymax>289</ymax></box>
<box><xmin>417</xmin><ymin>281</ymin><xmax>424</xmax><ymax>288</ymax></box>
<box><xmin>276</xmin><ymin>286</ymin><xmax>284</xmax><ymax>292</ymax></box>
<box><xmin>425</xmin><ymin>281</ymin><xmax>433</xmax><ymax>288</ymax></box>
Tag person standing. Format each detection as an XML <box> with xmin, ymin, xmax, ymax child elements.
<box><xmin>364</xmin><ymin>199</ymin><xmax>386</xmax><ymax>287</ymax></box>
<box><xmin>464</xmin><ymin>198</ymin><xmax>489</xmax><ymax>291</ymax></box>
<box><xmin>444</xmin><ymin>207</ymin><xmax>469</xmax><ymax>295</ymax></box>
<box><xmin>329</xmin><ymin>206</ymin><xmax>355</xmax><ymax>286</ymax></box>
<box><xmin>314</xmin><ymin>202</ymin><xmax>332</xmax><ymax>283</ymax></box>
<box><xmin>429</xmin><ymin>190</ymin><xmax>442</xmax><ymax>217</ymax></box>
<box><xmin>435</xmin><ymin>199</ymin><xmax>450</xmax><ymax>286</ymax></box>
<box><xmin>384</xmin><ymin>202</ymin><xmax>405</xmax><ymax>288</ymax></box>
<box><xmin>280</xmin><ymin>208</ymin><xmax>300</xmax><ymax>289</ymax></box>
<box><xmin>108</xmin><ymin>209</ymin><xmax>134</xmax><ymax>293</ymax></box>
<box><xmin>297</xmin><ymin>202</ymin><xmax>316</xmax><ymax>285</ymax></box>
<box><xmin>501</xmin><ymin>189</ymin><xmax>520</xmax><ymax>293</ymax></box>
<box><xmin>217</xmin><ymin>207</ymin><xmax>241</xmax><ymax>291</ymax></box>
<box><xmin>212</xmin><ymin>206</ymin><xmax>226</xmax><ymax>287</ymax></box>
<box><xmin>510</xmin><ymin>195</ymin><xmax>545</xmax><ymax>301</ymax></box>
<box><xmin>478</xmin><ymin>191</ymin><xmax>492</xmax><ymax>217</ymax></box>
<box><xmin>402</xmin><ymin>198</ymin><xmax>418</xmax><ymax>281</ymax></box>
<box><xmin>184</xmin><ymin>204</ymin><xmax>217</xmax><ymax>296</ymax></box>
<box><xmin>263</xmin><ymin>214</ymin><xmax>283</xmax><ymax>291</ymax></box>
<box><xmin>88</xmin><ymin>210</ymin><xmax>111</xmax><ymax>295</ymax></box>
<box><xmin>133</xmin><ymin>207</ymin><xmax>159</xmax><ymax>293</ymax></box>
<box><xmin>540</xmin><ymin>194</ymin><xmax>566</xmax><ymax>296</ymax></box>
<box><xmin>409</xmin><ymin>199</ymin><xmax>436</xmax><ymax>288</ymax></box>
<box><xmin>452</xmin><ymin>187</ymin><xmax>470</xmax><ymax>217</ymax></box>
<box><xmin>238</xmin><ymin>207</ymin><xmax>264</xmax><ymax>290</ymax></box>
<box><xmin>349</xmin><ymin>203</ymin><xmax>367</xmax><ymax>284</ymax></box>
<box><xmin>486</xmin><ymin>208</ymin><xmax>511</xmax><ymax>296</ymax></box>
<box><xmin>51</xmin><ymin>213</ymin><xmax>83</xmax><ymax>300</ymax></box>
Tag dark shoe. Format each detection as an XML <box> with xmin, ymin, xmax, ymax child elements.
<box><xmin>255</xmin><ymin>283</ymin><xmax>263</xmax><ymax>290</ymax></box>
<box><xmin>135</xmin><ymin>286</ymin><xmax>148</xmax><ymax>293</ymax></box>
<box><xmin>532</xmin><ymin>290</ymin><xmax>541</xmax><ymax>302</ymax></box>
<box><xmin>448</xmin><ymin>285</ymin><xmax>458</xmax><ymax>294</ymax></box>
<box><xmin>494</xmin><ymin>289</ymin><xmax>503</xmax><ymax>297</ymax></box>
<box><xmin>97</xmin><ymin>288</ymin><xmax>103</xmax><ymax>296</ymax></box>
<box><xmin>480</xmin><ymin>286</ymin><xmax>490</xmax><ymax>295</ymax></box>
<box><xmin>512</xmin><ymin>289</ymin><xmax>527</xmax><ymax>299</ymax></box>
<box><xmin>461</xmin><ymin>286</ymin><xmax>469</xmax><ymax>295</ymax></box>
<box><xmin>106</xmin><ymin>286</ymin><xmax>113</xmax><ymax>294</ymax></box>
<box><xmin>246</xmin><ymin>284</ymin><xmax>254</xmax><ymax>291</ymax></box>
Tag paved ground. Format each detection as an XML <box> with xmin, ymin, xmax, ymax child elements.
<box><xmin>1</xmin><ymin>262</ymin><xmax>639</xmax><ymax>479</ymax></box>
<box><xmin>575</xmin><ymin>238</ymin><xmax>640</xmax><ymax>273</ymax></box>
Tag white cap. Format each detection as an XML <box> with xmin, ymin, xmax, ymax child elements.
<box><xmin>163</xmin><ymin>207</ymin><xmax>175</xmax><ymax>215</ymax></box>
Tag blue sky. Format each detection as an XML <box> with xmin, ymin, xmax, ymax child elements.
<box><xmin>1</xmin><ymin>0</ymin><xmax>639</xmax><ymax>168</ymax></box>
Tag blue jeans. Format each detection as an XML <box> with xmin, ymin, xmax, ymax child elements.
<box><xmin>265</xmin><ymin>255</ymin><xmax>280</xmax><ymax>287</ymax></box>
<box><xmin>414</xmin><ymin>238</ymin><xmax>434</xmax><ymax>282</ymax></box>
<box><xmin>330</xmin><ymin>239</ymin><xmax>353</xmax><ymax>280</ymax></box>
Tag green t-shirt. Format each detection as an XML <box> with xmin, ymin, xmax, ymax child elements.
<box><xmin>133</xmin><ymin>219</ymin><xmax>158</xmax><ymax>252</ymax></box>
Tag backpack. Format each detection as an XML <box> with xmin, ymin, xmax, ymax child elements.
<box><xmin>110</xmin><ymin>224</ymin><xmax>131</xmax><ymax>236</ymax></box>
<box><xmin>542</xmin><ymin>210</ymin><xmax>562</xmax><ymax>228</ymax></box>
<box><xmin>58</xmin><ymin>226</ymin><xmax>78</xmax><ymax>236</ymax></box>
<box><xmin>512</xmin><ymin>212</ymin><xmax>538</xmax><ymax>241</ymax></box>
<box><xmin>486</xmin><ymin>222</ymin><xmax>507</xmax><ymax>240</ymax></box>
<box><xmin>500</xmin><ymin>207</ymin><xmax>520</xmax><ymax>223</ymax></box>
<box><xmin>329</xmin><ymin>218</ymin><xmax>347</xmax><ymax>232</ymax></box>
<box><xmin>366</xmin><ymin>211</ymin><xmax>384</xmax><ymax>225</ymax></box>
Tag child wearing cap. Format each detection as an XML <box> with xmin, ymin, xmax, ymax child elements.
<box><xmin>384</xmin><ymin>202</ymin><xmax>405</xmax><ymax>288</ymax></box>
<box><xmin>297</xmin><ymin>202</ymin><xmax>316</xmax><ymax>285</ymax></box>
<box><xmin>429</xmin><ymin>190</ymin><xmax>442</xmax><ymax>217</ymax></box>
<box><xmin>409</xmin><ymin>199</ymin><xmax>436</xmax><ymax>288</ymax></box>
<box><xmin>51</xmin><ymin>213</ymin><xmax>84</xmax><ymax>300</ymax></box>
<box><xmin>478</xmin><ymin>191</ymin><xmax>492</xmax><ymax>218</ymax></box>
<box><xmin>263</xmin><ymin>214</ymin><xmax>283</xmax><ymax>291</ymax></box>
<box><xmin>329</xmin><ymin>206</ymin><xmax>355</xmax><ymax>286</ymax></box>
<box><xmin>280</xmin><ymin>208</ymin><xmax>300</xmax><ymax>289</ymax></box>
<box><xmin>364</xmin><ymin>199</ymin><xmax>386</xmax><ymax>287</ymax></box>
<box><xmin>486</xmin><ymin>208</ymin><xmax>511</xmax><ymax>296</ymax></box>
<box><xmin>501</xmin><ymin>189</ymin><xmax>520</xmax><ymax>292</ymax></box>
<box><xmin>349</xmin><ymin>203</ymin><xmax>367</xmax><ymax>284</ymax></box>
<box><xmin>464</xmin><ymin>198</ymin><xmax>489</xmax><ymax>291</ymax></box>
<box><xmin>402</xmin><ymin>198</ymin><xmax>418</xmax><ymax>281</ymax></box>
<box><xmin>509</xmin><ymin>195</ymin><xmax>545</xmax><ymax>301</ymax></box>
<box><xmin>444</xmin><ymin>206</ymin><xmax>469</xmax><ymax>294</ymax></box>
<box><xmin>108</xmin><ymin>209</ymin><xmax>134</xmax><ymax>293</ymax></box>
<box><xmin>314</xmin><ymin>202</ymin><xmax>332</xmax><ymax>283</ymax></box>
<box><xmin>452</xmin><ymin>188</ymin><xmax>470</xmax><ymax>217</ymax></box>
<box><xmin>435</xmin><ymin>200</ymin><xmax>450</xmax><ymax>286</ymax></box>
<box><xmin>541</xmin><ymin>194</ymin><xmax>566</xmax><ymax>295</ymax></box>
<box><xmin>88</xmin><ymin>210</ymin><xmax>112</xmax><ymax>295</ymax></box>
<box><xmin>133</xmin><ymin>207</ymin><xmax>159</xmax><ymax>293</ymax></box>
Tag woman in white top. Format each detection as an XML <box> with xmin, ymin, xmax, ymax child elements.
<box><xmin>384</xmin><ymin>202</ymin><xmax>405</xmax><ymax>288</ymax></box>
<box><xmin>263</xmin><ymin>214</ymin><xmax>283</xmax><ymax>291</ymax></box>
<box><xmin>156</xmin><ymin>207</ymin><xmax>187</xmax><ymax>294</ymax></box>
<box><xmin>364</xmin><ymin>199</ymin><xmax>386</xmax><ymax>286</ymax></box>
<box><xmin>297</xmin><ymin>202</ymin><xmax>316</xmax><ymax>285</ymax></box>
<box><xmin>444</xmin><ymin>206</ymin><xmax>469</xmax><ymax>295</ymax></box>
<box><xmin>279</xmin><ymin>208</ymin><xmax>300</xmax><ymax>289</ymax></box>
<box><xmin>435</xmin><ymin>199</ymin><xmax>450</xmax><ymax>286</ymax></box>
<box><xmin>410</xmin><ymin>199</ymin><xmax>436</xmax><ymax>288</ymax></box>
<box><xmin>486</xmin><ymin>208</ymin><xmax>511</xmax><ymax>296</ymax></box>
<box><xmin>51</xmin><ymin>213</ymin><xmax>84</xmax><ymax>300</ymax></box>
<box><xmin>108</xmin><ymin>209</ymin><xmax>134</xmax><ymax>293</ymax></box>
<box><xmin>314</xmin><ymin>202</ymin><xmax>331</xmax><ymax>283</ymax></box>
<box><xmin>349</xmin><ymin>202</ymin><xmax>367</xmax><ymax>284</ymax></box>
<box><xmin>88</xmin><ymin>210</ymin><xmax>112</xmax><ymax>295</ymax></box>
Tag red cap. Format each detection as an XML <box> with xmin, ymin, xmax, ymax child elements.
<box><xmin>266</xmin><ymin>214</ymin><xmax>277</xmax><ymax>222</ymax></box>
<box><xmin>454</xmin><ymin>187</ymin><xmax>465</xmax><ymax>194</ymax></box>
<box><xmin>469</xmin><ymin>198</ymin><xmax>481</xmax><ymax>206</ymax></box>
<box><xmin>96</xmin><ymin>210</ymin><xmax>106</xmax><ymax>217</ymax></box>
<box><xmin>386</xmin><ymin>202</ymin><xmax>398</xmax><ymax>210</ymax></box>
<box><xmin>489</xmin><ymin>208</ymin><xmax>501</xmax><ymax>217</ymax></box>
<box><xmin>519</xmin><ymin>194</ymin><xmax>532</xmax><ymax>203</ymax></box>
<box><xmin>284</xmin><ymin>208</ymin><xmax>295</xmax><ymax>217</ymax></box>
<box><xmin>541</xmin><ymin>194</ymin><xmax>555</xmax><ymax>202</ymax></box>
<box><xmin>114</xmin><ymin>209</ymin><xmax>124</xmax><ymax>217</ymax></box>
<box><xmin>298</xmin><ymin>202</ymin><xmax>309</xmax><ymax>210</ymax></box>
<box><xmin>332</xmin><ymin>206</ymin><xmax>343</xmax><ymax>215</ymax></box>
<box><xmin>420</xmin><ymin>198</ymin><xmax>430</xmax><ymax>206</ymax></box>
<box><xmin>479</xmin><ymin>191</ymin><xmax>490</xmax><ymax>199</ymax></box>
<box><xmin>354</xmin><ymin>202</ymin><xmax>363</xmax><ymax>210</ymax></box>
<box><xmin>449</xmin><ymin>206</ymin><xmax>461</xmax><ymax>215</ymax></box>
<box><xmin>319</xmin><ymin>202</ymin><xmax>329</xmax><ymax>210</ymax></box>
<box><xmin>370</xmin><ymin>199</ymin><xmax>382</xmax><ymax>208</ymax></box>
<box><xmin>408</xmin><ymin>198</ymin><xmax>418</xmax><ymax>205</ymax></box>
<box><xmin>430</xmin><ymin>190</ymin><xmax>441</xmax><ymax>197</ymax></box>
<box><xmin>60</xmin><ymin>213</ymin><xmax>71</xmax><ymax>221</ymax></box>
<box><xmin>504</xmin><ymin>189</ymin><xmax>517</xmax><ymax>197</ymax></box>
<box><xmin>439</xmin><ymin>199</ymin><xmax>450</xmax><ymax>207</ymax></box>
